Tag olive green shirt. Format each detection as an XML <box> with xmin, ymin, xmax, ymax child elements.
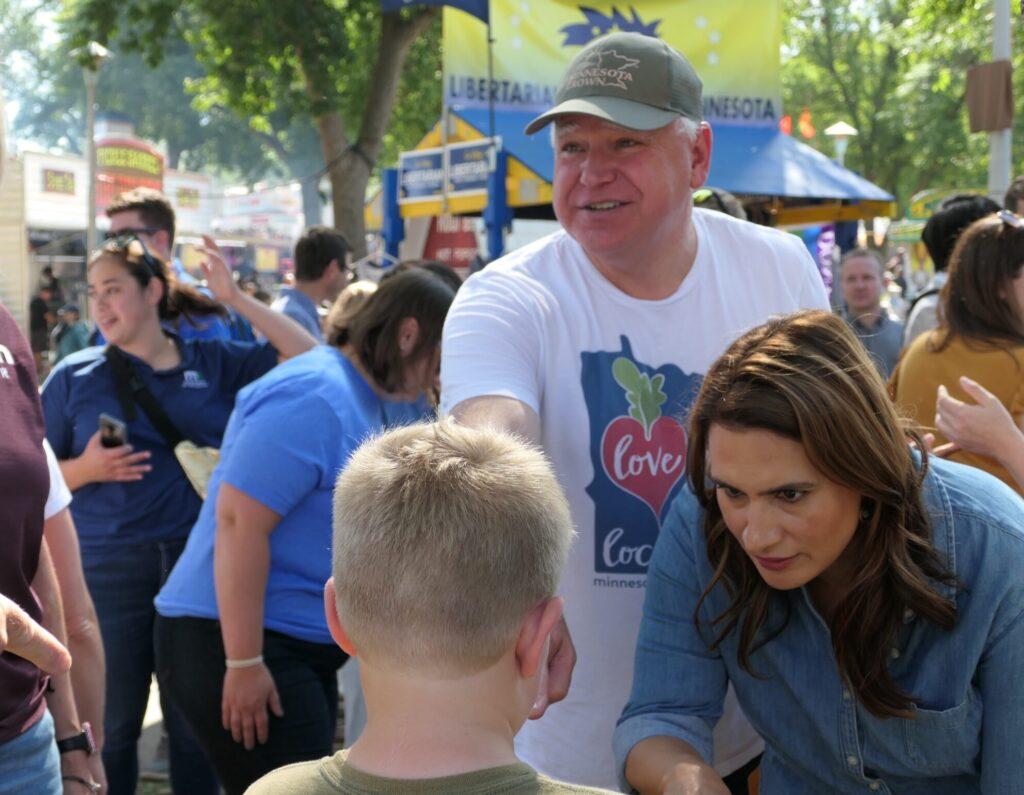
<box><xmin>245</xmin><ymin>750</ymin><xmax>616</xmax><ymax>794</ymax></box>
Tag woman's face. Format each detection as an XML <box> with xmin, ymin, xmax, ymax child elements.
<box><xmin>707</xmin><ymin>424</ymin><xmax>862</xmax><ymax>594</ymax></box>
<box><xmin>87</xmin><ymin>257</ymin><xmax>159</xmax><ymax>347</ymax></box>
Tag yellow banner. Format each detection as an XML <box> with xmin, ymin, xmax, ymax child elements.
<box><xmin>443</xmin><ymin>0</ymin><xmax>781</xmax><ymax>126</ymax></box>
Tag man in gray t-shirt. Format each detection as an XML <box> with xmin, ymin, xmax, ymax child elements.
<box><xmin>839</xmin><ymin>248</ymin><xmax>903</xmax><ymax>379</ymax></box>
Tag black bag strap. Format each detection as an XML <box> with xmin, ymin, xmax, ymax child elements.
<box><xmin>906</xmin><ymin>286</ymin><xmax>940</xmax><ymax>318</ymax></box>
<box><xmin>105</xmin><ymin>346</ymin><xmax>185</xmax><ymax>448</ymax></box>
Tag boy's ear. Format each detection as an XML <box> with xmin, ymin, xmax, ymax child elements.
<box><xmin>324</xmin><ymin>577</ymin><xmax>357</xmax><ymax>656</ymax></box>
<box><xmin>515</xmin><ymin>597</ymin><xmax>564</xmax><ymax>679</ymax></box>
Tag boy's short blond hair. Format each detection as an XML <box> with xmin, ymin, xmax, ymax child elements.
<box><xmin>332</xmin><ymin>420</ymin><xmax>573</xmax><ymax>675</ymax></box>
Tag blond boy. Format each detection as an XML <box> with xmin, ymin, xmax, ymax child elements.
<box><xmin>246</xmin><ymin>421</ymin><xmax>616</xmax><ymax>794</ymax></box>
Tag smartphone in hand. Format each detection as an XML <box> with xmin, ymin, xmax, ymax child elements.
<box><xmin>98</xmin><ymin>413</ymin><xmax>128</xmax><ymax>448</ymax></box>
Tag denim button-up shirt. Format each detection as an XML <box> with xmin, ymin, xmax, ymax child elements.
<box><xmin>614</xmin><ymin>456</ymin><xmax>1024</xmax><ymax>794</ymax></box>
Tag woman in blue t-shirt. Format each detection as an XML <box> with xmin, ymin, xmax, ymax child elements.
<box><xmin>153</xmin><ymin>269</ymin><xmax>456</xmax><ymax>794</ymax></box>
<box><xmin>41</xmin><ymin>235</ymin><xmax>318</xmax><ymax>795</ymax></box>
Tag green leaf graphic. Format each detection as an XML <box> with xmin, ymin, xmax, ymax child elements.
<box><xmin>611</xmin><ymin>356</ymin><xmax>668</xmax><ymax>439</ymax></box>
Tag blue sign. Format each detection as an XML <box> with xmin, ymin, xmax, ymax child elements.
<box><xmin>380</xmin><ymin>0</ymin><xmax>488</xmax><ymax>24</ymax></box>
<box><xmin>398</xmin><ymin>150</ymin><xmax>444</xmax><ymax>201</ymax></box>
<box><xmin>398</xmin><ymin>139</ymin><xmax>497</xmax><ymax>203</ymax></box>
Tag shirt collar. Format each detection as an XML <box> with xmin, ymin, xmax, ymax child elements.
<box><xmin>281</xmin><ymin>286</ymin><xmax>319</xmax><ymax>316</ymax></box>
<box><xmin>845</xmin><ymin>310</ymin><xmax>889</xmax><ymax>331</ymax></box>
<box><xmin>105</xmin><ymin>331</ymin><xmax>192</xmax><ymax>375</ymax></box>
<box><xmin>917</xmin><ymin>451</ymin><xmax>958</xmax><ymax>602</ymax></box>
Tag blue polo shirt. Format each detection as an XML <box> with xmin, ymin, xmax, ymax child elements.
<box><xmin>155</xmin><ymin>346</ymin><xmax>432</xmax><ymax>645</ymax></box>
<box><xmin>271</xmin><ymin>287</ymin><xmax>322</xmax><ymax>339</ymax></box>
<box><xmin>40</xmin><ymin>338</ymin><xmax>278</xmax><ymax>558</ymax></box>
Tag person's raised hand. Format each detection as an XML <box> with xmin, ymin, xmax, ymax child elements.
<box><xmin>198</xmin><ymin>234</ymin><xmax>240</xmax><ymax>308</ymax></box>
<box><xmin>221</xmin><ymin>664</ymin><xmax>284</xmax><ymax>750</ymax></box>
<box><xmin>935</xmin><ymin>377</ymin><xmax>1018</xmax><ymax>461</ymax></box>
<box><xmin>77</xmin><ymin>431</ymin><xmax>151</xmax><ymax>484</ymax></box>
<box><xmin>529</xmin><ymin>615</ymin><xmax>576</xmax><ymax>719</ymax></box>
<box><xmin>0</xmin><ymin>592</ymin><xmax>70</xmax><ymax>675</ymax></box>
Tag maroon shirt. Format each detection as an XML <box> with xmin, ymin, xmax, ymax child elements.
<box><xmin>0</xmin><ymin>302</ymin><xmax>49</xmax><ymax>744</ymax></box>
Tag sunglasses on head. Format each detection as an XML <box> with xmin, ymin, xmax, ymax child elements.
<box><xmin>998</xmin><ymin>209</ymin><xmax>1023</xmax><ymax>229</ymax></box>
<box><xmin>103</xmin><ymin>227</ymin><xmax>162</xmax><ymax>241</ymax></box>
<box><xmin>100</xmin><ymin>234</ymin><xmax>164</xmax><ymax>278</ymax></box>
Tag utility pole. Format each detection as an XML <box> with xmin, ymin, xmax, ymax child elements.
<box><xmin>989</xmin><ymin>0</ymin><xmax>1012</xmax><ymax>203</ymax></box>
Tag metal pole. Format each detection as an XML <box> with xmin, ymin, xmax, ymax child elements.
<box><xmin>487</xmin><ymin>16</ymin><xmax>495</xmax><ymax>142</ymax></box>
<box><xmin>85</xmin><ymin>67</ymin><xmax>98</xmax><ymax>255</ymax></box>
<box><xmin>989</xmin><ymin>0</ymin><xmax>1012</xmax><ymax>203</ymax></box>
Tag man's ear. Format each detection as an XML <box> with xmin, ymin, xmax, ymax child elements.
<box><xmin>689</xmin><ymin>123</ymin><xmax>713</xmax><ymax>189</ymax></box>
<box><xmin>515</xmin><ymin>597</ymin><xmax>564</xmax><ymax>679</ymax></box>
<box><xmin>324</xmin><ymin>577</ymin><xmax>357</xmax><ymax>656</ymax></box>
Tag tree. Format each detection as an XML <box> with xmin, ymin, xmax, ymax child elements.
<box><xmin>66</xmin><ymin>0</ymin><xmax>442</xmax><ymax>256</ymax></box>
<box><xmin>781</xmin><ymin>0</ymin><xmax>1016</xmax><ymax>210</ymax></box>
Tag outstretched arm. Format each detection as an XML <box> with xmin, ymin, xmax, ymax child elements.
<box><xmin>200</xmin><ymin>235</ymin><xmax>318</xmax><ymax>359</ymax></box>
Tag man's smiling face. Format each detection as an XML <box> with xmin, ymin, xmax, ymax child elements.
<box><xmin>551</xmin><ymin>114</ymin><xmax>710</xmax><ymax>270</ymax></box>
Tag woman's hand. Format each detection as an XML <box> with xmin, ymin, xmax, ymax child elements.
<box><xmin>935</xmin><ymin>377</ymin><xmax>1020</xmax><ymax>462</ymax></box>
<box><xmin>86</xmin><ymin>754</ymin><xmax>107</xmax><ymax>795</ymax></box>
<box><xmin>60</xmin><ymin>748</ymin><xmax>100</xmax><ymax>794</ymax></box>
<box><xmin>198</xmin><ymin>235</ymin><xmax>241</xmax><ymax>309</ymax></box>
<box><xmin>74</xmin><ymin>431</ymin><xmax>151</xmax><ymax>485</ymax></box>
<box><xmin>661</xmin><ymin>763</ymin><xmax>731</xmax><ymax>795</ymax></box>
<box><xmin>221</xmin><ymin>663</ymin><xmax>284</xmax><ymax>749</ymax></box>
<box><xmin>0</xmin><ymin>592</ymin><xmax>70</xmax><ymax>675</ymax></box>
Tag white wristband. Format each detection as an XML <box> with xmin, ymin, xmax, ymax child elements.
<box><xmin>225</xmin><ymin>655</ymin><xmax>264</xmax><ymax>669</ymax></box>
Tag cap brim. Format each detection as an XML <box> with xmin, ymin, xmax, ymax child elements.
<box><xmin>523</xmin><ymin>96</ymin><xmax>683</xmax><ymax>135</ymax></box>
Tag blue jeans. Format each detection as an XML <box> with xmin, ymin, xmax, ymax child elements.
<box><xmin>0</xmin><ymin>710</ymin><xmax>61</xmax><ymax>795</ymax></box>
<box><xmin>83</xmin><ymin>539</ymin><xmax>219</xmax><ymax>795</ymax></box>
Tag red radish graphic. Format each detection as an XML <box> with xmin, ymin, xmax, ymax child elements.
<box><xmin>600</xmin><ymin>356</ymin><xmax>687</xmax><ymax>520</ymax></box>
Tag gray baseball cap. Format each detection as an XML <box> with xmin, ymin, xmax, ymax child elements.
<box><xmin>524</xmin><ymin>32</ymin><xmax>703</xmax><ymax>135</ymax></box>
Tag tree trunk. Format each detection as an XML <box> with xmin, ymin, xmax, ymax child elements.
<box><xmin>299</xmin><ymin>173</ymin><xmax>323</xmax><ymax>229</ymax></box>
<box><xmin>307</xmin><ymin>8</ymin><xmax>439</xmax><ymax>260</ymax></box>
<box><xmin>330</xmin><ymin>156</ymin><xmax>372</xmax><ymax>257</ymax></box>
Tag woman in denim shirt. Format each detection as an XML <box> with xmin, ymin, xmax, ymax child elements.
<box><xmin>615</xmin><ymin>310</ymin><xmax>1024</xmax><ymax>795</ymax></box>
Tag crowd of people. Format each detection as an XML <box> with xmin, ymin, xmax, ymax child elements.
<box><xmin>3</xmin><ymin>31</ymin><xmax>1024</xmax><ymax>795</ymax></box>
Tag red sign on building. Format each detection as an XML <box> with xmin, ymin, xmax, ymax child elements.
<box><xmin>422</xmin><ymin>215</ymin><xmax>479</xmax><ymax>277</ymax></box>
<box><xmin>95</xmin><ymin>137</ymin><xmax>164</xmax><ymax>212</ymax></box>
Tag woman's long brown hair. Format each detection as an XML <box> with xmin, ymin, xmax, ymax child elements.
<box><xmin>934</xmin><ymin>214</ymin><xmax>1024</xmax><ymax>353</ymax></box>
<box><xmin>688</xmin><ymin>310</ymin><xmax>957</xmax><ymax>719</ymax></box>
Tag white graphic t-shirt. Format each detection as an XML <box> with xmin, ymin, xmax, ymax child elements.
<box><xmin>440</xmin><ymin>208</ymin><xmax>830</xmax><ymax>789</ymax></box>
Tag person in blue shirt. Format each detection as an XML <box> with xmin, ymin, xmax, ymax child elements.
<box><xmin>615</xmin><ymin>310</ymin><xmax>1024</xmax><ymax>795</ymax></box>
<box><xmin>271</xmin><ymin>225</ymin><xmax>352</xmax><ymax>339</ymax></box>
<box><xmin>105</xmin><ymin>186</ymin><xmax>253</xmax><ymax>343</ymax></box>
<box><xmin>152</xmin><ymin>268</ymin><xmax>455</xmax><ymax>795</ymax></box>
<box><xmin>41</xmin><ymin>234</ymin><xmax>318</xmax><ymax>795</ymax></box>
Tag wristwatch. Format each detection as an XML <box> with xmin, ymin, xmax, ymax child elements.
<box><xmin>56</xmin><ymin>721</ymin><xmax>95</xmax><ymax>756</ymax></box>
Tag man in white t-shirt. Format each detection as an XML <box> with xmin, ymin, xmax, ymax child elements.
<box><xmin>440</xmin><ymin>33</ymin><xmax>829</xmax><ymax>793</ymax></box>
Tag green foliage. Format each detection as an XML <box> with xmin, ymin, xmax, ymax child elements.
<box><xmin>612</xmin><ymin>356</ymin><xmax>667</xmax><ymax>436</ymax></box>
<box><xmin>781</xmin><ymin>0</ymin><xmax>1019</xmax><ymax>211</ymax></box>
<box><xmin>63</xmin><ymin>0</ymin><xmax>441</xmax><ymax>165</ymax></box>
